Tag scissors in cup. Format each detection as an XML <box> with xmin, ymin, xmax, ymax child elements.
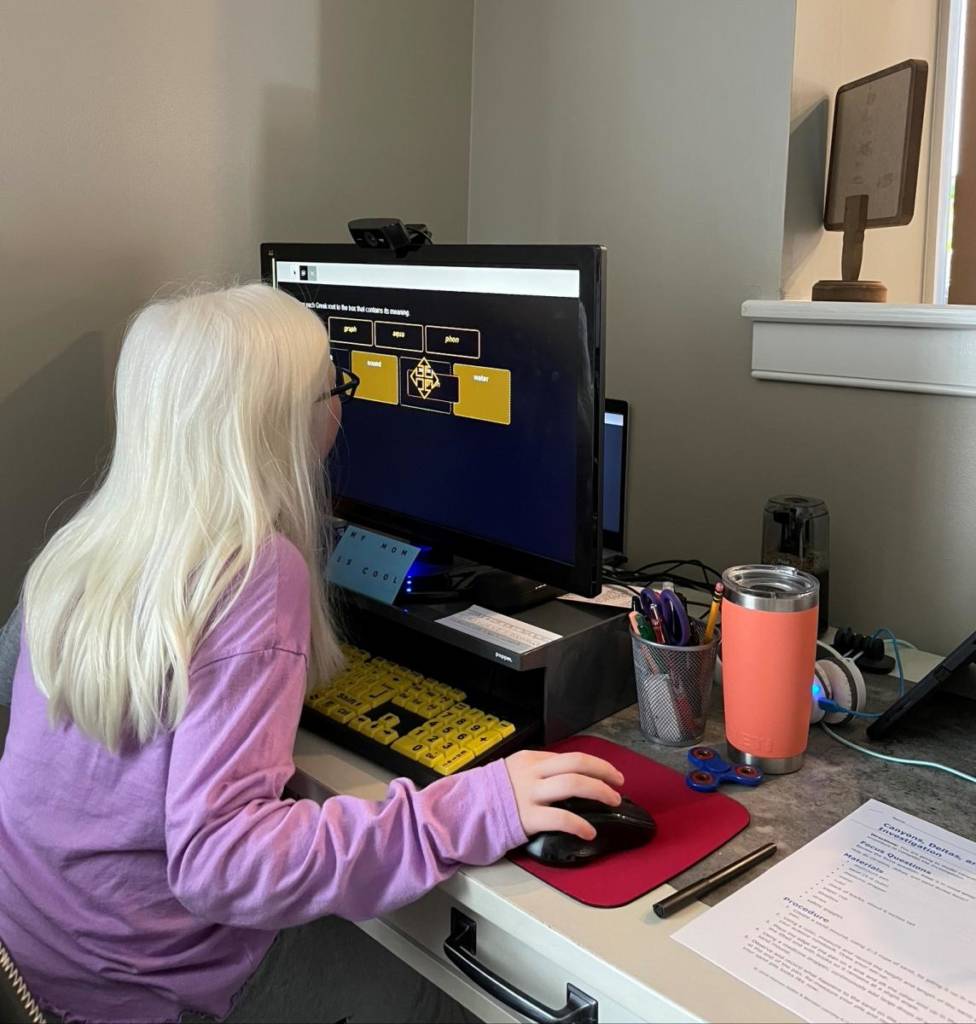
<box><xmin>638</xmin><ymin>586</ymin><xmax>691</xmax><ymax>646</ymax></box>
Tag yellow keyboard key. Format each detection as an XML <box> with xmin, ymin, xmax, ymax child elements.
<box><xmin>398</xmin><ymin>726</ymin><xmax>429</xmax><ymax>742</ymax></box>
<box><xmin>451</xmin><ymin>714</ymin><xmax>475</xmax><ymax>731</ymax></box>
<box><xmin>418</xmin><ymin>748</ymin><xmax>447</xmax><ymax>770</ymax></box>
<box><xmin>332</xmin><ymin>690</ymin><xmax>366</xmax><ymax>711</ymax></box>
<box><xmin>348</xmin><ymin>715</ymin><xmax>375</xmax><ymax>734</ymax></box>
<box><xmin>392</xmin><ymin>737</ymin><xmax>430</xmax><ymax>761</ymax></box>
<box><xmin>377</xmin><ymin>713</ymin><xmax>400</xmax><ymax>728</ymax></box>
<box><xmin>495</xmin><ymin>720</ymin><xmax>516</xmax><ymax>739</ymax></box>
<box><xmin>371</xmin><ymin>728</ymin><xmax>399</xmax><ymax>746</ymax></box>
<box><xmin>467</xmin><ymin>731</ymin><xmax>502</xmax><ymax>755</ymax></box>
<box><xmin>436</xmin><ymin>748</ymin><xmax>476</xmax><ymax>775</ymax></box>
<box><xmin>324</xmin><ymin>703</ymin><xmax>356</xmax><ymax>725</ymax></box>
<box><xmin>430</xmin><ymin>708</ymin><xmax>460</xmax><ymax>724</ymax></box>
<box><xmin>360</xmin><ymin>686</ymin><xmax>395</xmax><ymax>711</ymax></box>
<box><xmin>382</xmin><ymin>673</ymin><xmax>412</xmax><ymax>692</ymax></box>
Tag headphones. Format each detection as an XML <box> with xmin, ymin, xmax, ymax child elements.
<box><xmin>810</xmin><ymin>641</ymin><xmax>867</xmax><ymax>727</ymax></box>
<box><xmin>715</xmin><ymin>638</ymin><xmax>872</xmax><ymax>727</ymax></box>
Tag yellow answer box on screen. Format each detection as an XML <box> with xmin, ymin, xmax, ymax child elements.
<box><xmin>453</xmin><ymin>365</ymin><xmax>511</xmax><ymax>425</ymax></box>
<box><xmin>351</xmin><ymin>351</ymin><xmax>399</xmax><ymax>405</ymax></box>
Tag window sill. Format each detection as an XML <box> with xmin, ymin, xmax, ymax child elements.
<box><xmin>743</xmin><ymin>300</ymin><xmax>976</xmax><ymax>398</ymax></box>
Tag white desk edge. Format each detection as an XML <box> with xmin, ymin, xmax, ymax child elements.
<box><xmin>291</xmin><ymin>645</ymin><xmax>943</xmax><ymax>1023</ymax></box>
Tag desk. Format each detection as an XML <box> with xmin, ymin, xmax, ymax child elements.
<box><xmin>290</xmin><ymin>643</ymin><xmax>976</xmax><ymax>1023</ymax></box>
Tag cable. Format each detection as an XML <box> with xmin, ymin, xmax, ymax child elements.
<box><xmin>870</xmin><ymin>627</ymin><xmax>907</xmax><ymax>697</ymax></box>
<box><xmin>819</xmin><ymin>627</ymin><xmax>907</xmax><ymax>719</ymax></box>
<box><xmin>817</xmin><ymin>699</ymin><xmax>882</xmax><ymax>719</ymax></box>
<box><xmin>608</xmin><ymin>559</ymin><xmax>721</xmax><ymax>591</ymax></box>
<box><xmin>820</xmin><ymin>723</ymin><xmax>976</xmax><ymax>786</ymax></box>
<box><xmin>604</xmin><ymin>568</ymin><xmax>718</xmax><ymax>596</ymax></box>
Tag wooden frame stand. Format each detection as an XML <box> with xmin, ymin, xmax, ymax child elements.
<box><xmin>812</xmin><ymin>59</ymin><xmax>927</xmax><ymax>304</ymax></box>
<box><xmin>812</xmin><ymin>195</ymin><xmax>887</xmax><ymax>302</ymax></box>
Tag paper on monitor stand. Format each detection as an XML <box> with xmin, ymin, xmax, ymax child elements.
<box><xmin>437</xmin><ymin>605</ymin><xmax>562</xmax><ymax>653</ymax></box>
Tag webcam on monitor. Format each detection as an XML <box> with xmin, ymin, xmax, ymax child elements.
<box><xmin>347</xmin><ymin>218</ymin><xmax>433</xmax><ymax>256</ymax></box>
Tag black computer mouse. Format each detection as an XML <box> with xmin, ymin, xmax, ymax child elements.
<box><xmin>522</xmin><ymin>796</ymin><xmax>656</xmax><ymax>867</ymax></box>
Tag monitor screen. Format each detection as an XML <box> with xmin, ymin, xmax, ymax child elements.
<box><xmin>602</xmin><ymin>399</ymin><xmax>628</xmax><ymax>553</ymax></box>
<box><xmin>261</xmin><ymin>243</ymin><xmax>606</xmax><ymax>595</ymax></box>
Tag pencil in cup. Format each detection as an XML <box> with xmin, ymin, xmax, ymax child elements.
<box><xmin>630</xmin><ymin>621</ymin><xmax>720</xmax><ymax>745</ymax></box>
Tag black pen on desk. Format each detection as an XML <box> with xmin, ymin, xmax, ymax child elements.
<box><xmin>652</xmin><ymin>843</ymin><xmax>777</xmax><ymax>919</ymax></box>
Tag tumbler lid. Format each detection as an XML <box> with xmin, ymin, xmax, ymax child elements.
<box><xmin>722</xmin><ymin>564</ymin><xmax>819</xmax><ymax>612</ymax></box>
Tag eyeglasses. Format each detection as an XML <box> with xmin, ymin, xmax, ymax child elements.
<box><xmin>316</xmin><ymin>364</ymin><xmax>359</xmax><ymax>405</ymax></box>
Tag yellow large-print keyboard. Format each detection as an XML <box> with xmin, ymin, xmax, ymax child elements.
<box><xmin>302</xmin><ymin>644</ymin><xmax>534</xmax><ymax>785</ymax></box>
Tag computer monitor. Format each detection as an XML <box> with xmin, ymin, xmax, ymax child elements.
<box><xmin>602</xmin><ymin>399</ymin><xmax>628</xmax><ymax>555</ymax></box>
<box><xmin>261</xmin><ymin>243</ymin><xmax>607</xmax><ymax>597</ymax></box>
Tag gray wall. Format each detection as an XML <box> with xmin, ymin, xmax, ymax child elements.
<box><xmin>469</xmin><ymin>0</ymin><xmax>973</xmax><ymax>655</ymax></box>
<box><xmin>0</xmin><ymin>0</ymin><xmax>474</xmax><ymax>618</ymax></box>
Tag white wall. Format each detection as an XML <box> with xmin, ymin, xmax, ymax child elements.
<box><xmin>784</xmin><ymin>0</ymin><xmax>940</xmax><ymax>302</ymax></box>
<box><xmin>0</xmin><ymin>0</ymin><xmax>474</xmax><ymax>616</ymax></box>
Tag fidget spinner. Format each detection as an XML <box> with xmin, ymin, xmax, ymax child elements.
<box><xmin>685</xmin><ymin>745</ymin><xmax>764</xmax><ymax>792</ymax></box>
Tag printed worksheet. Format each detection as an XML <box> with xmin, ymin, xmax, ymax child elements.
<box><xmin>674</xmin><ymin>800</ymin><xmax>976</xmax><ymax>1023</ymax></box>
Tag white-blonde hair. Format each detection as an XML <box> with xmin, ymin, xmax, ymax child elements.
<box><xmin>24</xmin><ymin>283</ymin><xmax>343</xmax><ymax>752</ymax></box>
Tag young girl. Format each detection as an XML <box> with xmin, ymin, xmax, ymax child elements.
<box><xmin>0</xmin><ymin>284</ymin><xmax>623</xmax><ymax>1023</ymax></box>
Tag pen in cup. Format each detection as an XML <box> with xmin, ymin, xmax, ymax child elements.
<box><xmin>647</xmin><ymin>604</ymin><xmax>668</xmax><ymax>645</ymax></box>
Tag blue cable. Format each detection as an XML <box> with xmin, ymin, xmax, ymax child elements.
<box><xmin>825</xmin><ymin>626</ymin><xmax>907</xmax><ymax>718</ymax></box>
<box><xmin>821</xmin><ymin>723</ymin><xmax>976</xmax><ymax>786</ymax></box>
<box><xmin>817</xmin><ymin>698</ymin><xmax>882</xmax><ymax>719</ymax></box>
<box><xmin>820</xmin><ymin>626</ymin><xmax>976</xmax><ymax>787</ymax></box>
<box><xmin>868</xmin><ymin>627</ymin><xmax>907</xmax><ymax>696</ymax></box>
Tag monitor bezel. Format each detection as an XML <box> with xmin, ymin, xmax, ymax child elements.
<box><xmin>261</xmin><ymin>241</ymin><xmax>606</xmax><ymax>597</ymax></box>
<box><xmin>602</xmin><ymin>398</ymin><xmax>629</xmax><ymax>554</ymax></box>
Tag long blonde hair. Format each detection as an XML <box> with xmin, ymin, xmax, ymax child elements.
<box><xmin>24</xmin><ymin>284</ymin><xmax>343</xmax><ymax>752</ymax></box>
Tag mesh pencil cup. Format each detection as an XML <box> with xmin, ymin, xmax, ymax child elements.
<box><xmin>631</xmin><ymin>621</ymin><xmax>719</xmax><ymax>746</ymax></box>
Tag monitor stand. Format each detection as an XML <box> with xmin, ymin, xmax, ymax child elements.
<box><xmin>399</xmin><ymin>548</ymin><xmax>563</xmax><ymax>614</ymax></box>
<box><xmin>468</xmin><ymin>569</ymin><xmax>564</xmax><ymax>614</ymax></box>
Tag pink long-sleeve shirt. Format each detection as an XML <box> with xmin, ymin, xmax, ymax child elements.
<box><xmin>0</xmin><ymin>535</ymin><xmax>526</xmax><ymax>1023</ymax></box>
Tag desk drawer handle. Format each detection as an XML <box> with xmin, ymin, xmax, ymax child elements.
<box><xmin>443</xmin><ymin>908</ymin><xmax>598</xmax><ymax>1024</ymax></box>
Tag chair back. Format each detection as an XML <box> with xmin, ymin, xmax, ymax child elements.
<box><xmin>0</xmin><ymin>940</ymin><xmax>47</xmax><ymax>1023</ymax></box>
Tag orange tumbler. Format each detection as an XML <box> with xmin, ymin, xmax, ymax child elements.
<box><xmin>721</xmin><ymin>565</ymin><xmax>819</xmax><ymax>774</ymax></box>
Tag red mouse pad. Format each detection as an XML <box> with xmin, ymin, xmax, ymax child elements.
<box><xmin>507</xmin><ymin>735</ymin><xmax>750</xmax><ymax>908</ymax></box>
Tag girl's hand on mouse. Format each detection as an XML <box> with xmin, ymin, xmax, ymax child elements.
<box><xmin>504</xmin><ymin>750</ymin><xmax>625</xmax><ymax>840</ymax></box>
